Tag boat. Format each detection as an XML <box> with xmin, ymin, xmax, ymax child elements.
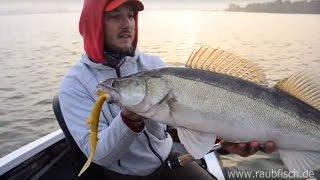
<box><xmin>0</xmin><ymin>95</ymin><xmax>226</xmax><ymax>180</ymax></box>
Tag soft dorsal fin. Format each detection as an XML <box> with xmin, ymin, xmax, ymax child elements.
<box><xmin>186</xmin><ymin>45</ymin><xmax>267</xmax><ymax>85</ymax></box>
<box><xmin>275</xmin><ymin>72</ymin><xmax>320</xmax><ymax>111</ymax></box>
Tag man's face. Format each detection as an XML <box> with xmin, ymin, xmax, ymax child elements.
<box><xmin>104</xmin><ymin>4</ymin><xmax>136</xmax><ymax>55</ymax></box>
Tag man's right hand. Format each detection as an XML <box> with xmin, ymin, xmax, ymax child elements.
<box><xmin>222</xmin><ymin>141</ymin><xmax>276</xmax><ymax>157</ymax></box>
<box><xmin>121</xmin><ymin>108</ymin><xmax>146</xmax><ymax>132</ymax></box>
<box><xmin>121</xmin><ymin>108</ymin><xmax>146</xmax><ymax>122</ymax></box>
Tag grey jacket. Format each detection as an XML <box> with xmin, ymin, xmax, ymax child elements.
<box><xmin>59</xmin><ymin>50</ymin><xmax>173</xmax><ymax>176</ymax></box>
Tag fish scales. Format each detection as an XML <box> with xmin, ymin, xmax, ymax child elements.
<box><xmin>158</xmin><ymin>67</ymin><xmax>320</xmax><ymax>127</ymax></box>
<box><xmin>150</xmin><ymin>69</ymin><xmax>320</xmax><ymax>151</ymax></box>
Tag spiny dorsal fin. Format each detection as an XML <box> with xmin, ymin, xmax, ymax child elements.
<box><xmin>186</xmin><ymin>46</ymin><xmax>266</xmax><ymax>84</ymax></box>
<box><xmin>186</xmin><ymin>45</ymin><xmax>267</xmax><ymax>85</ymax></box>
<box><xmin>275</xmin><ymin>72</ymin><xmax>320</xmax><ymax>111</ymax></box>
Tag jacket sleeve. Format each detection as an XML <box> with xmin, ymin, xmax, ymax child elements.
<box><xmin>59</xmin><ymin>75</ymin><xmax>143</xmax><ymax>166</ymax></box>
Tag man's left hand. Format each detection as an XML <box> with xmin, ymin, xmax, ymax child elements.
<box><xmin>222</xmin><ymin>141</ymin><xmax>276</xmax><ymax>157</ymax></box>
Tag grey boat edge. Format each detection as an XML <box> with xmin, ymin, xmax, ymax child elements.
<box><xmin>0</xmin><ymin>129</ymin><xmax>225</xmax><ymax>180</ymax></box>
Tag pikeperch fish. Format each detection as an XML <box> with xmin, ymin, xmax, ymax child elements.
<box><xmin>97</xmin><ymin>46</ymin><xmax>320</xmax><ymax>173</ymax></box>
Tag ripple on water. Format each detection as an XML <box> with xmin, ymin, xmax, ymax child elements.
<box><xmin>0</xmin><ymin>133</ymin><xmax>39</xmax><ymax>158</ymax></box>
<box><xmin>30</xmin><ymin>91</ymin><xmax>41</xmax><ymax>95</ymax></box>
<box><xmin>15</xmin><ymin>125</ymin><xmax>33</xmax><ymax>133</ymax></box>
<box><xmin>0</xmin><ymin>87</ymin><xmax>15</xmax><ymax>91</ymax></box>
<box><xmin>30</xmin><ymin>117</ymin><xmax>56</xmax><ymax>126</ymax></box>
<box><xmin>33</xmin><ymin>99</ymin><xmax>52</xmax><ymax>106</ymax></box>
<box><xmin>20</xmin><ymin>118</ymin><xmax>36</xmax><ymax>123</ymax></box>
<box><xmin>5</xmin><ymin>75</ymin><xmax>15</xmax><ymax>79</ymax></box>
<box><xmin>6</xmin><ymin>94</ymin><xmax>25</xmax><ymax>100</ymax></box>
<box><xmin>312</xmin><ymin>59</ymin><xmax>320</xmax><ymax>63</ymax></box>
<box><xmin>0</xmin><ymin>120</ymin><xmax>11</xmax><ymax>127</ymax></box>
<box><xmin>22</xmin><ymin>65</ymin><xmax>32</xmax><ymax>69</ymax></box>
<box><xmin>0</xmin><ymin>109</ymin><xmax>6</xmax><ymax>116</ymax></box>
<box><xmin>0</xmin><ymin>131</ymin><xmax>22</xmax><ymax>141</ymax></box>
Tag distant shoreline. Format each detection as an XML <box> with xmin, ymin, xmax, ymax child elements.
<box><xmin>226</xmin><ymin>0</ymin><xmax>320</xmax><ymax>14</ymax></box>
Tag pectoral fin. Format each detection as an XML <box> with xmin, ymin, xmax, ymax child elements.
<box><xmin>278</xmin><ymin>149</ymin><xmax>320</xmax><ymax>173</ymax></box>
<box><xmin>177</xmin><ymin>127</ymin><xmax>216</xmax><ymax>159</ymax></box>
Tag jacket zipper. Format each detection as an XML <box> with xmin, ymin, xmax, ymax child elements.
<box><xmin>115</xmin><ymin>68</ymin><xmax>121</xmax><ymax>78</ymax></box>
<box><xmin>114</xmin><ymin>62</ymin><xmax>163</xmax><ymax>166</ymax></box>
<box><xmin>115</xmin><ymin>66</ymin><xmax>122</xmax><ymax>167</ymax></box>
<box><xmin>143</xmin><ymin>131</ymin><xmax>164</xmax><ymax>164</ymax></box>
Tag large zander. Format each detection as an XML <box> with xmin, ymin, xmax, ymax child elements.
<box><xmin>97</xmin><ymin>46</ymin><xmax>320</xmax><ymax>173</ymax></box>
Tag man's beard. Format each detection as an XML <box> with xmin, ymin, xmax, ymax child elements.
<box><xmin>105</xmin><ymin>44</ymin><xmax>134</xmax><ymax>57</ymax></box>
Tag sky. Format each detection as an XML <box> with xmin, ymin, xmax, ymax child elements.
<box><xmin>0</xmin><ymin>0</ymin><xmax>283</xmax><ymax>15</ymax></box>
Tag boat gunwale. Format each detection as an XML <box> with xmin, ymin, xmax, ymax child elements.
<box><xmin>0</xmin><ymin>129</ymin><xmax>64</xmax><ymax>175</ymax></box>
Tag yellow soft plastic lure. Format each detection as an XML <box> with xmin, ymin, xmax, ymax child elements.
<box><xmin>78</xmin><ymin>91</ymin><xmax>109</xmax><ymax>176</ymax></box>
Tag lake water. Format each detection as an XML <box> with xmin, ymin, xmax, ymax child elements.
<box><xmin>0</xmin><ymin>0</ymin><xmax>320</xmax><ymax>176</ymax></box>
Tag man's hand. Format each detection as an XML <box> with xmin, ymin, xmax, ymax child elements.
<box><xmin>121</xmin><ymin>108</ymin><xmax>146</xmax><ymax>132</ymax></box>
<box><xmin>223</xmin><ymin>141</ymin><xmax>276</xmax><ymax>157</ymax></box>
<box><xmin>121</xmin><ymin>108</ymin><xmax>146</xmax><ymax>122</ymax></box>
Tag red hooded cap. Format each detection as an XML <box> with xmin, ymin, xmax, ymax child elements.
<box><xmin>79</xmin><ymin>0</ymin><xmax>144</xmax><ymax>63</ymax></box>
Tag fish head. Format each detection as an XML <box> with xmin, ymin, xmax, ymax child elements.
<box><xmin>97</xmin><ymin>71</ymin><xmax>171</xmax><ymax>117</ymax></box>
<box><xmin>98</xmin><ymin>74</ymin><xmax>147</xmax><ymax>108</ymax></box>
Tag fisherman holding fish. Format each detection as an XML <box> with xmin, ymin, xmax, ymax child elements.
<box><xmin>59</xmin><ymin>0</ymin><xmax>276</xmax><ymax>179</ymax></box>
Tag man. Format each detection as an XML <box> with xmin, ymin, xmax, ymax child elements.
<box><xmin>59</xmin><ymin>0</ymin><xmax>276</xmax><ymax>179</ymax></box>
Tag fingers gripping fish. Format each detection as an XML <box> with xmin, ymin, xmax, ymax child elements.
<box><xmin>78</xmin><ymin>91</ymin><xmax>109</xmax><ymax>176</ymax></box>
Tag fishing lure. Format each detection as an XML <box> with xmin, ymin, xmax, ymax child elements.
<box><xmin>78</xmin><ymin>91</ymin><xmax>109</xmax><ymax>176</ymax></box>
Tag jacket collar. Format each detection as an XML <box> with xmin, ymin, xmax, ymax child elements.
<box><xmin>81</xmin><ymin>49</ymin><xmax>140</xmax><ymax>70</ymax></box>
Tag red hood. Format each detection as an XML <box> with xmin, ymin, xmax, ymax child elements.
<box><xmin>79</xmin><ymin>0</ymin><xmax>139</xmax><ymax>64</ymax></box>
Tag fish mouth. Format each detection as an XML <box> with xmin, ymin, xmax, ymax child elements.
<box><xmin>97</xmin><ymin>79</ymin><xmax>120</xmax><ymax>104</ymax></box>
